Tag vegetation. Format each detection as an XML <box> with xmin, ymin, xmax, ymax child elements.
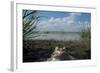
<box><xmin>23</xmin><ymin>39</ymin><xmax>91</xmax><ymax>62</ymax></box>
<box><xmin>23</xmin><ymin>10</ymin><xmax>40</xmax><ymax>39</ymax></box>
<box><xmin>80</xmin><ymin>28</ymin><xmax>91</xmax><ymax>49</ymax></box>
<box><xmin>80</xmin><ymin>29</ymin><xmax>91</xmax><ymax>39</ymax></box>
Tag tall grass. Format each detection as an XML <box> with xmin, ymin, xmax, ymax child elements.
<box><xmin>80</xmin><ymin>28</ymin><xmax>91</xmax><ymax>39</ymax></box>
<box><xmin>80</xmin><ymin>28</ymin><xmax>91</xmax><ymax>49</ymax></box>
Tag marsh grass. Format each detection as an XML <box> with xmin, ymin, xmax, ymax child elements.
<box><xmin>23</xmin><ymin>37</ymin><xmax>91</xmax><ymax>62</ymax></box>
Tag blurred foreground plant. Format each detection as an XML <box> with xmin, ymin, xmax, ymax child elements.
<box><xmin>23</xmin><ymin>10</ymin><xmax>40</xmax><ymax>39</ymax></box>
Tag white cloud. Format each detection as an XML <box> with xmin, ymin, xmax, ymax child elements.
<box><xmin>35</xmin><ymin>13</ymin><xmax>90</xmax><ymax>32</ymax></box>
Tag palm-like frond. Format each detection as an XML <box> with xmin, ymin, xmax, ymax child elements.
<box><xmin>23</xmin><ymin>10</ymin><xmax>40</xmax><ymax>39</ymax></box>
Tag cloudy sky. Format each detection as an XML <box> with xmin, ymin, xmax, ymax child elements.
<box><xmin>34</xmin><ymin>10</ymin><xmax>91</xmax><ymax>32</ymax></box>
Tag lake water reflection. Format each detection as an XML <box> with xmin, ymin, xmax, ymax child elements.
<box><xmin>28</xmin><ymin>33</ymin><xmax>82</xmax><ymax>41</ymax></box>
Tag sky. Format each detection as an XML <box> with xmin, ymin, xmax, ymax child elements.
<box><xmin>34</xmin><ymin>10</ymin><xmax>91</xmax><ymax>32</ymax></box>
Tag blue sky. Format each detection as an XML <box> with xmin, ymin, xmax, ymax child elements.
<box><xmin>34</xmin><ymin>10</ymin><xmax>91</xmax><ymax>32</ymax></box>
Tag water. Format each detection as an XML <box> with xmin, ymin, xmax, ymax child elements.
<box><xmin>28</xmin><ymin>33</ymin><xmax>82</xmax><ymax>41</ymax></box>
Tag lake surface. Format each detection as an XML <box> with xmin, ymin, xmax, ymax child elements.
<box><xmin>28</xmin><ymin>33</ymin><xmax>82</xmax><ymax>41</ymax></box>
